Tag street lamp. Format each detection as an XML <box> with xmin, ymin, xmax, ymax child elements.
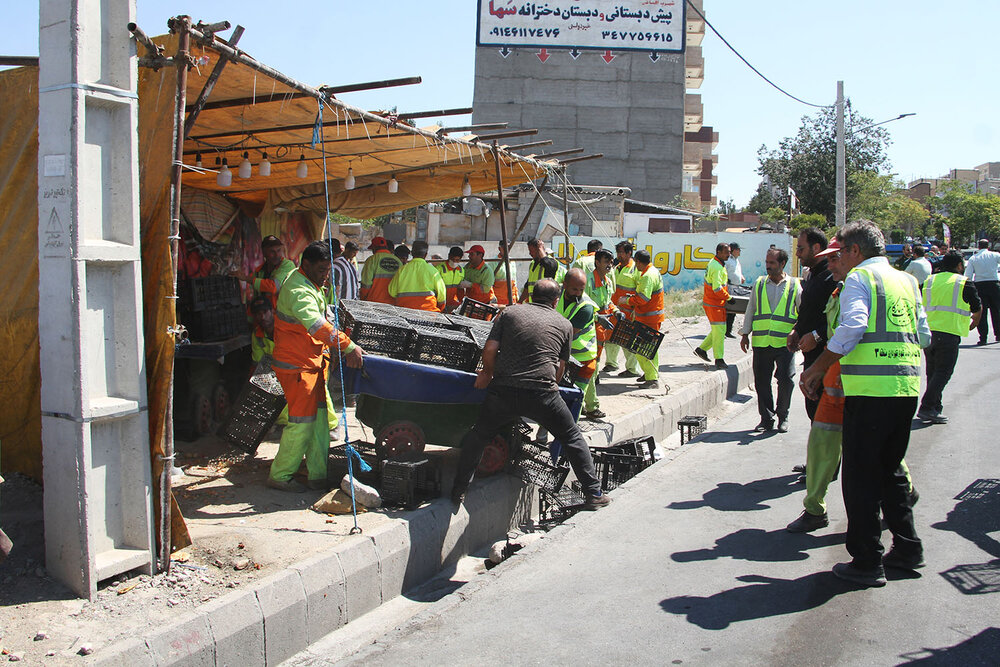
<box><xmin>835</xmin><ymin>80</ymin><xmax>916</xmax><ymax>226</ymax></box>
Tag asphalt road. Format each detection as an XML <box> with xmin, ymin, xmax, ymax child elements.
<box><xmin>294</xmin><ymin>341</ymin><xmax>1000</xmax><ymax>666</ymax></box>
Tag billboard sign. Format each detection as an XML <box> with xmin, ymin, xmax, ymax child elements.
<box><xmin>477</xmin><ymin>1</ymin><xmax>686</xmax><ymax>53</ymax></box>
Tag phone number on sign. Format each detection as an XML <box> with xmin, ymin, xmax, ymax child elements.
<box><xmin>602</xmin><ymin>31</ymin><xmax>674</xmax><ymax>42</ymax></box>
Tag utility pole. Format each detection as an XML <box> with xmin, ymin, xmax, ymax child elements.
<box><xmin>835</xmin><ymin>81</ymin><xmax>846</xmax><ymax>227</ymax></box>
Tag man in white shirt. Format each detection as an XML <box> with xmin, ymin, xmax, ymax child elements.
<box><xmin>740</xmin><ymin>248</ymin><xmax>801</xmax><ymax>433</ymax></box>
<box><xmin>965</xmin><ymin>238</ymin><xmax>1000</xmax><ymax>345</ymax></box>
<box><xmin>904</xmin><ymin>245</ymin><xmax>932</xmax><ymax>287</ymax></box>
<box><xmin>725</xmin><ymin>242</ymin><xmax>745</xmax><ymax>338</ymax></box>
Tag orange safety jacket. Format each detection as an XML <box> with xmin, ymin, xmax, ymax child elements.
<box><xmin>493</xmin><ymin>257</ymin><xmax>518</xmax><ymax>305</ymax></box>
<box><xmin>464</xmin><ymin>260</ymin><xmax>497</xmax><ymax>304</ymax></box>
<box><xmin>814</xmin><ymin>361</ymin><xmax>845</xmax><ymax>430</ymax></box>
<box><xmin>625</xmin><ymin>264</ymin><xmax>666</xmax><ymax>330</ymax></box>
<box><xmin>360</xmin><ymin>250</ymin><xmax>402</xmax><ymax>305</ymax></box>
<box><xmin>273</xmin><ymin>268</ymin><xmax>355</xmax><ymax>374</ymax></box>
<box><xmin>702</xmin><ymin>257</ymin><xmax>730</xmax><ymax>324</ymax></box>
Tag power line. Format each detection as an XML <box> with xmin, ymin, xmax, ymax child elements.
<box><xmin>686</xmin><ymin>0</ymin><xmax>830</xmax><ymax>109</ymax></box>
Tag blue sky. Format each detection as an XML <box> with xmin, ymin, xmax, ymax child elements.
<box><xmin>2</xmin><ymin>1</ymin><xmax>996</xmax><ymax>207</ymax></box>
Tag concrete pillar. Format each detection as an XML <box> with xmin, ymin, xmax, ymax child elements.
<box><xmin>37</xmin><ymin>0</ymin><xmax>153</xmax><ymax>598</ymax></box>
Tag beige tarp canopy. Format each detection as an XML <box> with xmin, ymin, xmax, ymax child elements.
<box><xmin>163</xmin><ymin>29</ymin><xmax>552</xmax><ymax>218</ymax></box>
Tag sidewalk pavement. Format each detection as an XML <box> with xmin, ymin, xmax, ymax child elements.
<box><xmin>319</xmin><ymin>346</ymin><xmax>1000</xmax><ymax>666</ymax></box>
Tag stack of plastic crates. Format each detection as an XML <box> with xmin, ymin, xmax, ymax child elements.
<box><xmin>327</xmin><ymin>441</ymin><xmax>385</xmax><ymax>487</ymax></box>
<box><xmin>398</xmin><ymin>309</ymin><xmax>454</xmax><ymax>330</ymax></box>
<box><xmin>457</xmin><ymin>297</ymin><xmax>499</xmax><ymax>321</ymax></box>
<box><xmin>181</xmin><ymin>275</ymin><xmax>245</xmax><ymax>342</ymax></box>
<box><xmin>507</xmin><ymin>424</ymin><xmax>570</xmax><ymax>494</ymax></box>
<box><xmin>217</xmin><ymin>357</ymin><xmax>286</xmax><ymax>456</ymax></box>
<box><xmin>344</xmin><ymin>312</ymin><xmax>414</xmax><ymax>359</ymax></box>
<box><xmin>407</xmin><ymin>325</ymin><xmax>480</xmax><ymax>371</ymax></box>
<box><xmin>379</xmin><ymin>456</ymin><xmax>443</xmax><ymax>510</ymax></box>
<box><xmin>590</xmin><ymin>436</ymin><xmax>658</xmax><ymax>491</ymax></box>
<box><xmin>607</xmin><ymin>317</ymin><xmax>665</xmax><ymax>359</ymax></box>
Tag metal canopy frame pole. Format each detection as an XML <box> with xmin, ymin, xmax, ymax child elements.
<box><xmin>509</xmin><ymin>174</ymin><xmax>549</xmax><ymax>244</ymax></box>
<box><xmin>492</xmin><ymin>140</ymin><xmax>514</xmax><ymax>305</ymax></box>
<box><xmin>183</xmin><ymin>25</ymin><xmax>244</xmax><ymax>139</ymax></box>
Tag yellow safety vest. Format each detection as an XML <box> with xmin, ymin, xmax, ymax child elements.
<box><xmin>922</xmin><ymin>272</ymin><xmax>972</xmax><ymax>337</ymax></box>
<box><xmin>750</xmin><ymin>276</ymin><xmax>800</xmax><ymax>348</ymax></box>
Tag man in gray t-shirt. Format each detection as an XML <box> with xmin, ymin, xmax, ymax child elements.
<box><xmin>452</xmin><ymin>279</ymin><xmax>607</xmax><ymax>510</ymax></box>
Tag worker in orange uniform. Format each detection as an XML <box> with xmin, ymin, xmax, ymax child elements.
<box><xmin>388</xmin><ymin>240</ymin><xmax>446</xmax><ymax>311</ymax></box>
<box><xmin>462</xmin><ymin>244</ymin><xmax>497</xmax><ymax>304</ymax></box>
<box><xmin>359</xmin><ymin>236</ymin><xmax>402</xmax><ymax>304</ymax></box>
<box><xmin>694</xmin><ymin>242</ymin><xmax>732</xmax><ymax>369</ymax></box>
<box><xmin>493</xmin><ymin>242</ymin><xmax>518</xmax><ymax>305</ymax></box>
<box><xmin>233</xmin><ymin>235</ymin><xmax>297</xmax><ymax>307</ymax></box>
<box><xmin>439</xmin><ymin>246</ymin><xmax>466</xmax><ymax>312</ymax></box>
<box><xmin>270</xmin><ymin>240</ymin><xmax>364</xmax><ymax>492</ymax></box>
<box><xmin>618</xmin><ymin>249</ymin><xmax>665</xmax><ymax>389</ymax></box>
<box><xmin>604</xmin><ymin>240</ymin><xmax>641</xmax><ymax>377</ymax></box>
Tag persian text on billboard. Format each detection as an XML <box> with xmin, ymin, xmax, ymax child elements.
<box><xmin>477</xmin><ymin>1</ymin><xmax>686</xmax><ymax>53</ymax></box>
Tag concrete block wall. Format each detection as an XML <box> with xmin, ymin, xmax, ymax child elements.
<box><xmin>473</xmin><ymin>47</ymin><xmax>686</xmax><ymax>204</ymax></box>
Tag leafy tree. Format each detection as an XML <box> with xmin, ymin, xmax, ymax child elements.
<box><xmin>716</xmin><ymin>198</ymin><xmax>738</xmax><ymax>215</ymax></box>
<box><xmin>757</xmin><ymin>101</ymin><xmax>892</xmax><ymax>221</ymax></box>
<box><xmin>928</xmin><ymin>181</ymin><xmax>1000</xmax><ymax>245</ymax></box>
<box><xmin>745</xmin><ymin>182</ymin><xmax>776</xmax><ymax>214</ymax></box>
<box><xmin>760</xmin><ymin>207</ymin><xmax>787</xmax><ymax>224</ymax></box>
<box><xmin>789</xmin><ymin>212</ymin><xmax>830</xmax><ymax>236</ymax></box>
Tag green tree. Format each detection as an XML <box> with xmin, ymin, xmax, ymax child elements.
<box><xmin>745</xmin><ymin>182</ymin><xmax>776</xmax><ymax>214</ymax></box>
<box><xmin>760</xmin><ymin>207</ymin><xmax>787</xmax><ymax>224</ymax></box>
<box><xmin>789</xmin><ymin>212</ymin><xmax>830</xmax><ymax>236</ymax></box>
<box><xmin>928</xmin><ymin>181</ymin><xmax>1000</xmax><ymax>245</ymax></box>
<box><xmin>757</xmin><ymin>101</ymin><xmax>892</xmax><ymax>222</ymax></box>
<box><xmin>716</xmin><ymin>198</ymin><xmax>738</xmax><ymax>215</ymax></box>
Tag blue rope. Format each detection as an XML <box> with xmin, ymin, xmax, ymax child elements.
<box><xmin>317</xmin><ymin>98</ymin><xmax>362</xmax><ymax>534</ymax></box>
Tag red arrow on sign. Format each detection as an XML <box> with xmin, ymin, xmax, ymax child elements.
<box><xmin>537</xmin><ymin>48</ymin><xmax>550</xmax><ymax>63</ymax></box>
<box><xmin>602</xmin><ymin>50</ymin><xmax>616</xmax><ymax>64</ymax></box>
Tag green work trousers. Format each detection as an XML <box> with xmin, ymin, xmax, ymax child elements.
<box><xmin>603</xmin><ymin>343</ymin><xmax>640</xmax><ymax>373</ymax></box>
<box><xmin>698</xmin><ymin>322</ymin><xmax>726</xmax><ymax>360</ymax></box>
<box><xmin>582</xmin><ymin>373</ymin><xmax>599</xmax><ymax>412</ymax></box>
<box><xmin>803</xmin><ymin>426</ymin><xmax>842</xmax><ymax>516</ymax></box>
<box><xmin>636</xmin><ymin>350</ymin><xmax>660</xmax><ymax>381</ymax></box>
<box><xmin>275</xmin><ymin>385</ymin><xmax>337</xmax><ymax>429</ymax></box>
<box><xmin>269</xmin><ymin>407</ymin><xmax>330</xmax><ymax>483</ymax></box>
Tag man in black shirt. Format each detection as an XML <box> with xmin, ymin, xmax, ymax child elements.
<box><xmin>787</xmin><ymin>227</ymin><xmax>837</xmax><ymax>421</ymax></box>
<box><xmin>451</xmin><ymin>279</ymin><xmax>607</xmax><ymax>510</ymax></box>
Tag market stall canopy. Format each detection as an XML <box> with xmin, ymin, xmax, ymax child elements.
<box><xmin>137</xmin><ymin>20</ymin><xmax>554</xmax><ymax>219</ymax></box>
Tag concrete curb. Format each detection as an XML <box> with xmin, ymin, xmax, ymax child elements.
<box><xmin>93</xmin><ymin>362</ymin><xmax>752</xmax><ymax>666</ymax></box>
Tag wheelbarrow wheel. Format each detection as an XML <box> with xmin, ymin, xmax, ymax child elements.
<box><xmin>377</xmin><ymin>421</ymin><xmax>426</xmax><ymax>460</ymax></box>
<box><xmin>476</xmin><ymin>434</ymin><xmax>510</xmax><ymax>476</ymax></box>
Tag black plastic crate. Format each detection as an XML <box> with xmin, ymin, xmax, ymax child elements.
<box><xmin>538</xmin><ymin>484</ymin><xmax>586</xmax><ymax>522</ymax></box>
<box><xmin>346</xmin><ymin>316</ymin><xmax>415</xmax><ymax>359</ymax></box>
<box><xmin>605</xmin><ymin>435</ymin><xmax>657</xmax><ymax>462</ymax></box>
<box><xmin>678</xmin><ymin>415</ymin><xmax>708</xmax><ymax>445</ymax></box>
<box><xmin>608</xmin><ymin>317</ymin><xmax>665</xmax><ymax>359</ymax></box>
<box><xmin>506</xmin><ymin>440</ymin><xmax>571</xmax><ymax>494</ymax></box>
<box><xmin>183</xmin><ymin>304</ymin><xmax>246</xmax><ymax>342</ymax></box>
<box><xmin>182</xmin><ymin>276</ymin><xmax>242</xmax><ymax>312</ymax></box>
<box><xmin>379</xmin><ymin>457</ymin><xmax>443</xmax><ymax>510</ymax></box>
<box><xmin>457</xmin><ymin>297</ymin><xmax>499</xmax><ymax>321</ymax></box>
<box><xmin>591</xmin><ymin>449</ymin><xmax>647</xmax><ymax>491</ymax></box>
<box><xmin>398</xmin><ymin>308</ymin><xmax>454</xmax><ymax>330</ymax></box>
<box><xmin>408</xmin><ymin>325</ymin><xmax>481</xmax><ymax>371</ymax></box>
<box><xmin>446</xmin><ymin>314</ymin><xmax>494</xmax><ymax>345</ymax></box>
<box><xmin>328</xmin><ymin>441</ymin><xmax>385</xmax><ymax>487</ymax></box>
<box><xmin>217</xmin><ymin>366</ymin><xmax>286</xmax><ymax>457</ymax></box>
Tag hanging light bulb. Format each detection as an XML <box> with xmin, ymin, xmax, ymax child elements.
<box><xmin>344</xmin><ymin>165</ymin><xmax>356</xmax><ymax>190</ymax></box>
<box><xmin>238</xmin><ymin>151</ymin><xmax>252</xmax><ymax>179</ymax></box>
<box><xmin>296</xmin><ymin>154</ymin><xmax>308</xmax><ymax>178</ymax></box>
<box><xmin>462</xmin><ymin>175</ymin><xmax>472</xmax><ymax>197</ymax></box>
<box><xmin>388</xmin><ymin>175</ymin><xmax>398</xmax><ymax>193</ymax></box>
<box><xmin>259</xmin><ymin>151</ymin><xmax>271</xmax><ymax>177</ymax></box>
<box><xmin>217</xmin><ymin>158</ymin><xmax>232</xmax><ymax>187</ymax></box>
<box><xmin>195</xmin><ymin>152</ymin><xmax>203</xmax><ymax>168</ymax></box>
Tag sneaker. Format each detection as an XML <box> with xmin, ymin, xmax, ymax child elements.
<box><xmin>792</xmin><ymin>464</ymin><xmax>807</xmax><ymax>473</ymax></box>
<box><xmin>715</xmin><ymin>359</ymin><xmax>728</xmax><ymax>369</ymax></box>
<box><xmin>753</xmin><ymin>421</ymin><xmax>774</xmax><ymax>433</ymax></box>
<box><xmin>724</xmin><ymin>333</ymin><xmax>737</xmax><ymax>339</ymax></box>
<box><xmin>786</xmin><ymin>511</ymin><xmax>829</xmax><ymax>533</ymax></box>
<box><xmin>266</xmin><ymin>477</ymin><xmax>307</xmax><ymax>493</ymax></box>
<box><xmin>617</xmin><ymin>369</ymin><xmax>641</xmax><ymax>378</ymax></box>
<box><xmin>832</xmin><ymin>561</ymin><xmax>887</xmax><ymax>587</ymax></box>
<box><xmin>306</xmin><ymin>478</ymin><xmax>329</xmax><ymax>491</ymax></box>
<box><xmin>583</xmin><ymin>493</ymin><xmax>611</xmax><ymax>510</ymax></box>
<box><xmin>977</xmin><ymin>340</ymin><xmax>987</xmax><ymax>346</ymax></box>
<box><xmin>777</xmin><ymin>420</ymin><xmax>789</xmax><ymax>433</ymax></box>
<box><xmin>927</xmin><ymin>413</ymin><xmax>948</xmax><ymax>424</ymax></box>
<box><xmin>883</xmin><ymin>548</ymin><xmax>925</xmax><ymax>571</ymax></box>
<box><xmin>694</xmin><ymin>347</ymin><xmax>710</xmax><ymax>362</ymax></box>
<box><xmin>915</xmin><ymin>409</ymin><xmax>934</xmax><ymax>422</ymax></box>
<box><xmin>585</xmin><ymin>409</ymin><xmax>607</xmax><ymax>420</ymax></box>
<box><xmin>601</xmin><ymin>365</ymin><xmax>619</xmax><ymax>375</ymax></box>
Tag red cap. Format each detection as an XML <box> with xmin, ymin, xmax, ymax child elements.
<box><xmin>815</xmin><ymin>238</ymin><xmax>843</xmax><ymax>258</ymax></box>
<box><xmin>468</xmin><ymin>244</ymin><xmax>486</xmax><ymax>255</ymax></box>
<box><xmin>368</xmin><ymin>236</ymin><xmax>388</xmax><ymax>250</ymax></box>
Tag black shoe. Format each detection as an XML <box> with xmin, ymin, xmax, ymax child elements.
<box><xmin>725</xmin><ymin>333</ymin><xmax>736</xmax><ymax>339</ymax></box>
<box><xmin>715</xmin><ymin>359</ymin><xmax>728</xmax><ymax>369</ymax></box>
<box><xmin>585</xmin><ymin>409</ymin><xmax>607</xmax><ymax>420</ymax></box>
<box><xmin>786</xmin><ymin>511</ymin><xmax>829</xmax><ymax>533</ymax></box>
<box><xmin>583</xmin><ymin>493</ymin><xmax>611</xmax><ymax>510</ymax></box>
<box><xmin>792</xmin><ymin>464</ymin><xmax>806</xmax><ymax>473</ymax></box>
<box><xmin>883</xmin><ymin>548</ymin><xmax>925</xmax><ymax>570</ymax></box>
<box><xmin>777</xmin><ymin>420</ymin><xmax>789</xmax><ymax>433</ymax></box>
<box><xmin>617</xmin><ymin>369</ymin><xmax>641</xmax><ymax>378</ymax></box>
<box><xmin>753</xmin><ymin>421</ymin><xmax>774</xmax><ymax>433</ymax></box>
<box><xmin>694</xmin><ymin>347</ymin><xmax>710</xmax><ymax>362</ymax></box>
<box><xmin>977</xmin><ymin>340</ymin><xmax>987</xmax><ymax>346</ymax></box>
<box><xmin>832</xmin><ymin>561</ymin><xmax>886</xmax><ymax>587</ymax></box>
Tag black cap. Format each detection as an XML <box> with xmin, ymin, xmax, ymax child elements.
<box><xmin>728</xmin><ymin>242</ymin><xmax>740</xmax><ymax>251</ymax></box>
<box><xmin>261</xmin><ymin>235</ymin><xmax>283</xmax><ymax>249</ymax></box>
